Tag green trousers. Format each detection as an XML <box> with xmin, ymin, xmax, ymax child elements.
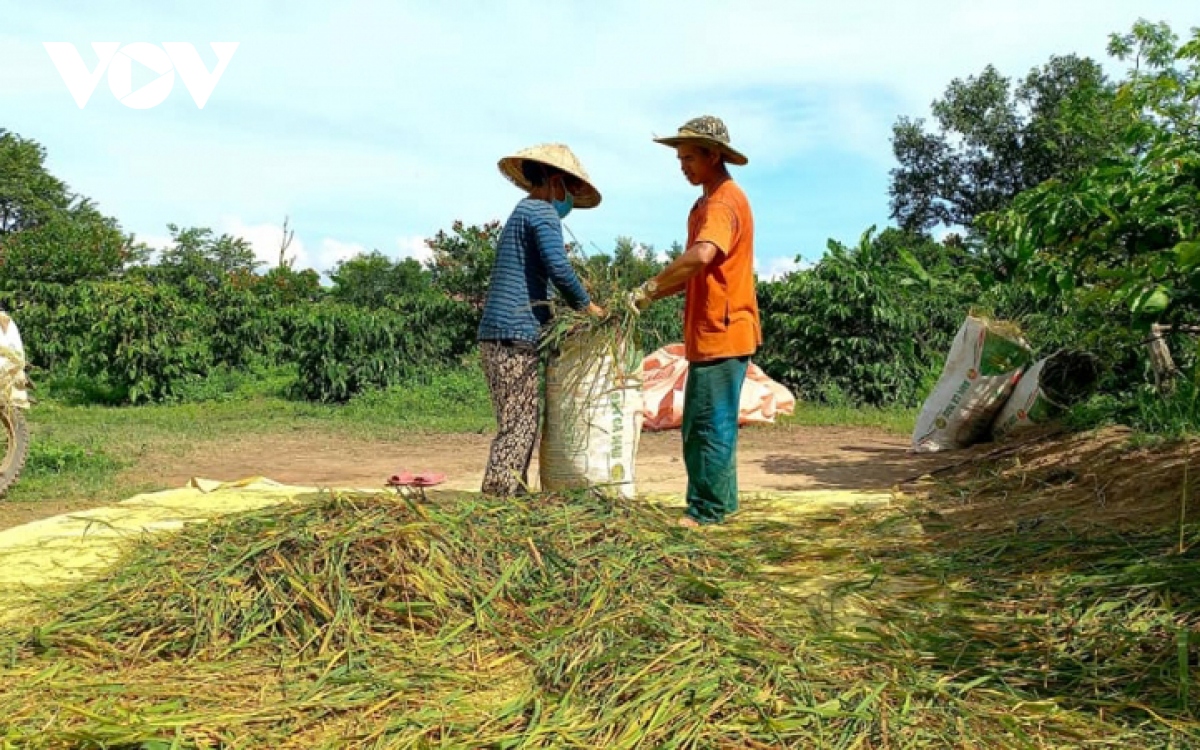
<box><xmin>682</xmin><ymin>356</ymin><xmax>749</xmax><ymax>524</ymax></box>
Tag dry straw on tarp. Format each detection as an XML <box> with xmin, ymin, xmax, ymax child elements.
<box><xmin>1</xmin><ymin>485</ymin><xmax>1196</xmax><ymax>748</ymax></box>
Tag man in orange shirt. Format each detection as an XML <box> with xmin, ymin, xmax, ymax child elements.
<box><xmin>631</xmin><ymin>115</ymin><xmax>762</xmax><ymax>528</ymax></box>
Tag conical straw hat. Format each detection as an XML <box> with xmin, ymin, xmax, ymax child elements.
<box><xmin>498</xmin><ymin>143</ymin><xmax>602</xmax><ymax>209</ymax></box>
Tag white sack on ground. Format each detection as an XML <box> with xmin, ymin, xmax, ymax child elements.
<box><xmin>911</xmin><ymin>316</ymin><xmax>1032</xmax><ymax>453</ymax></box>
<box><xmin>0</xmin><ymin>312</ymin><xmax>28</xmax><ymax>409</ymax></box>
<box><xmin>992</xmin><ymin>350</ymin><xmax>1101</xmax><ymax>440</ymax></box>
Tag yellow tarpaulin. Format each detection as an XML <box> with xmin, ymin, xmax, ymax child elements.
<box><xmin>0</xmin><ymin>477</ymin><xmax>330</xmax><ymax>622</ymax></box>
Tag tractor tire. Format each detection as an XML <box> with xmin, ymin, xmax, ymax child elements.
<box><xmin>0</xmin><ymin>408</ymin><xmax>29</xmax><ymax>498</ymax></box>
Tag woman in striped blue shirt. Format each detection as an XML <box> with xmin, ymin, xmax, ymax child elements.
<box><xmin>479</xmin><ymin>144</ymin><xmax>604</xmax><ymax>497</ymax></box>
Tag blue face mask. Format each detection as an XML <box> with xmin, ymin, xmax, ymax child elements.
<box><xmin>551</xmin><ymin>180</ymin><xmax>574</xmax><ymax>219</ymax></box>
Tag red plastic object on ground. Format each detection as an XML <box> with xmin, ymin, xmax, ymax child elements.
<box><xmin>387</xmin><ymin>471</ymin><xmax>447</xmax><ymax>488</ymax></box>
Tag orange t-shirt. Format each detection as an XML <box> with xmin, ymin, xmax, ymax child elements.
<box><xmin>683</xmin><ymin>178</ymin><xmax>761</xmax><ymax>362</ymax></box>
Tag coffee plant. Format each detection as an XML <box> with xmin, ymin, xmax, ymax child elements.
<box><xmin>292</xmin><ymin>294</ymin><xmax>476</xmax><ymax>403</ymax></box>
<box><xmin>758</xmin><ymin>227</ymin><xmax>977</xmax><ymax>406</ymax></box>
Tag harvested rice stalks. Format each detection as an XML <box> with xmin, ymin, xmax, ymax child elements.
<box><xmin>0</xmin><ymin>489</ymin><xmax>1195</xmax><ymax>748</ymax></box>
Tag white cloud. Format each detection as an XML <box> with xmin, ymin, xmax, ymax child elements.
<box><xmin>220</xmin><ymin>217</ymin><xmax>390</xmax><ymax>275</ymax></box>
<box><xmin>221</xmin><ymin>216</ymin><xmax>307</xmax><ymax>270</ymax></box>
<box><xmin>130</xmin><ymin>232</ymin><xmax>175</xmax><ymax>262</ymax></box>
<box><xmin>134</xmin><ymin>233</ymin><xmax>174</xmax><ymax>250</ymax></box>
<box><xmin>214</xmin><ymin>216</ymin><xmax>444</xmax><ymax>278</ymax></box>
<box><xmin>316</xmin><ymin>238</ymin><xmax>368</xmax><ymax>270</ymax></box>
<box><xmin>758</xmin><ymin>256</ymin><xmax>814</xmax><ymax>281</ymax></box>
<box><xmin>396</xmin><ymin>235</ymin><xmax>431</xmax><ymax>264</ymax></box>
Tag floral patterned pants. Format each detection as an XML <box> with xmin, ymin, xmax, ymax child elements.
<box><xmin>480</xmin><ymin>340</ymin><xmax>540</xmax><ymax>497</ymax></box>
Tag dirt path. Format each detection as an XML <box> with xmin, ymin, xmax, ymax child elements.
<box><xmin>0</xmin><ymin>425</ymin><xmax>960</xmax><ymax>531</ymax></box>
<box><xmin>140</xmin><ymin>425</ymin><xmax>950</xmax><ymax>492</ymax></box>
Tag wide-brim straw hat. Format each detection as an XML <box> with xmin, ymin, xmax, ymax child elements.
<box><xmin>497</xmin><ymin>143</ymin><xmax>602</xmax><ymax>209</ymax></box>
<box><xmin>653</xmin><ymin>115</ymin><xmax>748</xmax><ymax>166</ymax></box>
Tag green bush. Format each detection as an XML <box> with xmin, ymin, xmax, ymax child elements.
<box><xmin>293</xmin><ymin>295</ymin><xmax>476</xmax><ymax>403</ymax></box>
<box><xmin>77</xmin><ymin>281</ymin><xmax>216</xmax><ymax>403</ymax></box>
<box><xmin>637</xmin><ymin>296</ymin><xmax>684</xmax><ymax>354</ymax></box>
<box><xmin>205</xmin><ymin>283</ymin><xmax>291</xmax><ymax>370</ymax></box>
<box><xmin>757</xmin><ymin>228</ymin><xmax>976</xmax><ymax>407</ymax></box>
<box><xmin>1</xmin><ymin>281</ymin><xmax>216</xmax><ymax>404</ymax></box>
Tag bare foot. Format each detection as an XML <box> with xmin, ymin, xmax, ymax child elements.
<box><xmin>677</xmin><ymin>515</ymin><xmax>701</xmax><ymax>529</ymax></box>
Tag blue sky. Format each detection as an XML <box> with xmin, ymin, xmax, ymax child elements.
<box><xmin>2</xmin><ymin>1</ymin><xmax>1196</xmax><ymax>280</ymax></box>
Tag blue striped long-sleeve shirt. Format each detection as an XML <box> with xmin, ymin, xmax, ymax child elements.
<box><xmin>477</xmin><ymin>198</ymin><xmax>592</xmax><ymax>343</ymax></box>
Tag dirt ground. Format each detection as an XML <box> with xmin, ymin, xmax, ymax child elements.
<box><xmin>136</xmin><ymin>425</ymin><xmax>955</xmax><ymax>493</ymax></box>
<box><xmin>916</xmin><ymin>425</ymin><xmax>1200</xmax><ymax>538</ymax></box>
<box><xmin>0</xmin><ymin>425</ymin><xmax>967</xmax><ymax>531</ymax></box>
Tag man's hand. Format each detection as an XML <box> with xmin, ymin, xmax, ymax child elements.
<box><xmin>586</xmin><ymin>302</ymin><xmax>606</xmax><ymax>318</ymax></box>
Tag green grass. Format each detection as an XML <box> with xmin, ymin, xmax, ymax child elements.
<box><xmin>1085</xmin><ymin>386</ymin><xmax>1200</xmax><ymax>444</ymax></box>
<box><xmin>34</xmin><ymin>365</ymin><xmax>495</xmax><ymax>442</ymax></box>
<box><xmin>2</xmin><ymin>438</ymin><xmax>126</xmax><ymax>505</ymax></box>
<box><xmin>1062</xmin><ymin>356</ymin><xmax>1200</xmax><ymax>444</ymax></box>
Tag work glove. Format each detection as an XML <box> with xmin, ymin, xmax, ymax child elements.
<box><xmin>627</xmin><ymin>280</ymin><xmax>657</xmax><ymax>313</ymax></box>
<box><xmin>624</xmin><ymin>289</ymin><xmax>644</xmax><ymax>315</ymax></box>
